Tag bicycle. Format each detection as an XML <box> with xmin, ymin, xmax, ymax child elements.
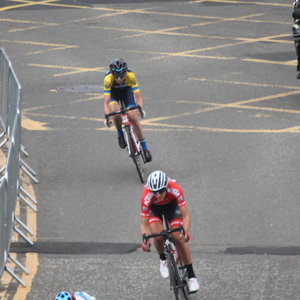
<box><xmin>105</xmin><ymin>104</ymin><xmax>146</xmax><ymax>183</ymax></box>
<box><xmin>144</xmin><ymin>217</ymin><xmax>190</xmax><ymax>300</ymax></box>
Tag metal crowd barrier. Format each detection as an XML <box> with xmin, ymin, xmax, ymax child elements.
<box><xmin>0</xmin><ymin>47</ymin><xmax>38</xmax><ymax>287</ymax></box>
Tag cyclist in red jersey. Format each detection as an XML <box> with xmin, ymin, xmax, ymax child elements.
<box><xmin>140</xmin><ymin>170</ymin><xmax>200</xmax><ymax>294</ymax></box>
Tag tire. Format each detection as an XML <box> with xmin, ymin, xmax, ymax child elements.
<box><xmin>132</xmin><ymin>153</ymin><xmax>145</xmax><ymax>183</ymax></box>
<box><xmin>178</xmin><ymin>266</ymin><xmax>189</xmax><ymax>299</ymax></box>
<box><xmin>168</xmin><ymin>253</ymin><xmax>189</xmax><ymax>300</ymax></box>
<box><xmin>125</xmin><ymin>126</ymin><xmax>145</xmax><ymax>183</ymax></box>
<box><xmin>168</xmin><ymin>252</ymin><xmax>180</xmax><ymax>300</ymax></box>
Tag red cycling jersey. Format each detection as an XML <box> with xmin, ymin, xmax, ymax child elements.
<box><xmin>140</xmin><ymin>180</ymin><xmax>186</xmax><ymax>218</ymax></box>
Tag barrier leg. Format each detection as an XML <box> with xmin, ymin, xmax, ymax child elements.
<box><xmin>4</xmin><ymin>266</ymin><xmax>26</xmax><ymax>287</ymax></box>
<box><xmin>15</xmin><ymin>216</ymin><xmax>34</xmax><ymax>236</ymax></box>
<box><xmin>13</xmin><ymin>226</ymin><xmax>34</xmax><ymax>246</ymax></box>
<box><xmin>18</xmin><ymin>193</ymin><xmax>37</xmax><ymax>212</ymax></box>
<box><xmin>20</xmin><ymin>165</ymin><xmax>39</xmax><ymax>184</ymax></box>
<box><xmin>19</xmin><ymin>185</ymin><xmax>37</xmax><ymax>204</ymax></box>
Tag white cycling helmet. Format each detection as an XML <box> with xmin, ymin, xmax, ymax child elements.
<box><xmin>147</xmin><ymin>170</ymin><xmax>168</xmax><ymax>192</ymax></box>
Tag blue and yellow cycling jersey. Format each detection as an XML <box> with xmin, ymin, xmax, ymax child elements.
<box><xmin>103</xmin><ymin>70</ymin><xmax>140</xmax><ymax>96</ymax></box>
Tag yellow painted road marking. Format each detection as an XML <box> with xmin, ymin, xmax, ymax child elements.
<box><xmin>188</xmin><ymin>78</ymin><xmax>300</xmax><ymax>90</ymax></box>
<box><xmin>0</xmin><ymin>18</ymin><xmax>58</xmax><ymax>26</ymax></box>
<box><xmin>119</xmin><ymin>13</ymin><xmax>269</xmax><ymax>39</ymax></box>
<box><xmin>22</xmin><ymin>115</ymin><xmax>50</xmax><ymax>131</ymax></box>
<box><xmin>0</xmin><ymin>39</ymin><xmax>79</xmax><ymax>55</ymax></box>
<box><xmin>0</xmin><ymin>39</ymin><xmax>75</xmax><ymax>48</ymax></box>
<box><xmin>148</xmin><ymin>33</ymin><xmax>294</xmax><ymax>62</ymax></box>
<box><xmin>0</xmin><ymin>0</ymin><xmax>59</xmax><ymax>11</ymax></box>
<box><xmin>176</xmin><ymin>100</ymin><xmax>300</xmax><ymax>115</ymax></box>
<box><xmin>12</xmin><ymin>253</ymin><xmax>39</xmax><ymax>300</ymax></box>
<box><xmin>12</xmin><ymin>168</ymin><xmax>38</xmax><ymax>300</ymax></box>
<box><xmin>0</xmin><ymin>17</ymin><xmax>56</xmax><ymax>34</ymax></box>
<box><xmin>26</xmin><ymin>63</ymin><xmax>105</xmax><ymax>77</ymax></box>
<box><xmin>138</xmin><ymin>90</ymin><xmax>300</xmax><ymax>133</ymax></box>
<box><xmin>8</xmin><ymin>161</ymin><xmax>38</xmax><ymax>300</ymax></box>
<box><xmin>241</xmin><ymin>58</ymin><xmax>296</xmax><ymax>66</ymax></box>
<box><xmin>0</xmin><ymin>149</ymin><xmax>38</xmax><ymax>300</ymax></box>
<box><xmin>23</xmin><ymin>88</ymin><xmax>300</xmax><ymax>133</ymax></box>
<box><xmin>26</xmin><ymin>112</ymin><xmax>102</xmax><ymax>123</ymax></box>
<box><xmin>141</xmin><ymin>122</ymin><xmax>300</xmax><ymax>133</ymax></box>
<box><xmin>189</xmin><ymin>0</ymin><xmax>290</xmax><ymax>7</ymax></box>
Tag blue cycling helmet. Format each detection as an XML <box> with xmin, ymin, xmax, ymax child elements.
<box><xmin>55</xmin><ymin>291</ymin><xmax>74</xmax><ymax>300</ymax></box>
<box><xmin>109</xmin><ymin>58</ymin><xmax>128</xmax><ymax>76</ymax></box>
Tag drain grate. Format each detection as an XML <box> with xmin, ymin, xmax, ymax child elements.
<box><xmin>57</xmin><ymin>85</ymin><xmax>102</xmax><ymax>93</ymax></box>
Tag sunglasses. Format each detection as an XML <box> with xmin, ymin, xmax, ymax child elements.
<box><xmin>114</xmin><ymin>73</ymin><xmax>125</xmax><ymax>79</ymax></box>
<box><xmin>112</xmin><ymin>69</ymin><xmax>126</xmax><ymax>78</ymax></box>
<box><xmin>153</xmin><ymin>188</ymin><xmax>166</xmax><ymax>195</ymax></box>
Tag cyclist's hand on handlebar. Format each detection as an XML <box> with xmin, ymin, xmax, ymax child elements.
<box><xmin>179</xmin><ymin>227</ymin><xmax>190</xmax><ymax>242</ymax></box>
<box><xmin>141</xmin><ymin>234</ymin><xmax>151</xmax><ymax>252</ymax></box>
<box><xmin>139</xmin><ymin>109</ymin><xmax>146</xmax><ymax>119</ymax></box>
<box><xmin>184</xmin><ymin>232</ymin><xmax>190</xmax><ymax>243</ymax></box>
<box><xmin>104</xmin><ymin>116</ymin><xmax>112</xmax><ymax>128</ymax></box>
<box><xmin>141</xmin><ymin>241</ymin><xmax>151</xmax><ymax>252</ymax></box>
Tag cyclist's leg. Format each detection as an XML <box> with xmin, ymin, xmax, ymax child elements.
<box><xmin>109</xmin><ymin>100</ymin><xmax>121</xmax><ymax>128</ymax></box>
<box><xmin>149</xmin><ymin>207</ymin><xmax>169</xmax><ymax>278</ymax></box>
<box><xmin>149</xmin><ymin>217</ymin><xmax>169</xmax><ymax>278</ymax></box>
<box><xmin>167</xmin><ymin>206</ymin><xmax>199</xmax><ymax>292</ymax></box>
<box><xmin>124</xmin><ymin>89</ymin><xmax>151</xmax><ymax>156</ymax></box>
<box><xmin>109</xmin><ymin>97</ymin><xmax>127</xmax><ymax>148</ymax></box>
<box><xmin>164</xmin><ymin>201</ymin><xmax>192</xmax><ymax>266</ymax></box>
<box><xmin>148</xmin><ymin>216</ymin><xmax>164</xmax><ymax>254</ymax></box>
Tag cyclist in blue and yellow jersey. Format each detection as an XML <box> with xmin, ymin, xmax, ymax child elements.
<box><xmin>103</xmin><ymin>58</ymin><xmax>152</xmax><ymax>162</ymax></box>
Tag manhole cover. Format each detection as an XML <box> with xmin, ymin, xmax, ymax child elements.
<box><xmin>57</xmin><ymin>85</ymin><xmax>102</xmax><ymax>93</ymax></box>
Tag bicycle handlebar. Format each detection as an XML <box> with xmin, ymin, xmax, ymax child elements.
<box><xmin>105</xmin><ymin>105</ymin><xmax>142</xmax><ymax>119</ymax></box>
<box><xmin>144</xmin><ymin>226</ymin><xmax>185</xmax><ymax>241</ymax></box>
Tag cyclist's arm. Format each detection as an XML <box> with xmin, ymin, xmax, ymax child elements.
<box><xmin>103</xmin><ymin>73</ymin><xmax>113</xmax><ymax>115</ymax></box>
<box><xmin>130</xmin><ymin>72</ymin><xmax>144</xmax><ymax>108</ymax></box>
<box><xmin>134</xmin><ymin>90</ymin><xmax>144</xmax><ymax>108</ymax></box>
<box><xmin>103</xmin><ymin>94</ymin><xmax>111</xmax><ymax>115</ymax></box>
<box><xmin>140</xmin><ymin>216</ymin><xmax>150</xmax><ymax>236</ymax></box>
<box><xmin>179</xmin><ymin>205</ymin><xmax>190</xmax><ymax>234</ymax></box>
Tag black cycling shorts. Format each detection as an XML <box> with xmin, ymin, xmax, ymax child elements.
<box><xmin>109</xmin><ymin>86</ymin><xmax>136</xmax><ymax>108</ymax></box>
<box><xmin>149</xmin><ymin>200</ymin><xmax>183</xmax><ymax>225</ymax></box>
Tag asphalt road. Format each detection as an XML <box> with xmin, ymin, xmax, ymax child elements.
<box><xmin>1</xmin><ymin>0</ymin><xmax>300</xmax><ymax>299</ymax></box>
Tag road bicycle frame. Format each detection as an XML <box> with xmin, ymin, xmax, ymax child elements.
<box><xmin>121</xmin><ymin>111</ymin><xmax>142</xmax><ymax>158</ymax></box>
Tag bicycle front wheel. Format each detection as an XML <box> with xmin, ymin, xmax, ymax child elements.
<box><xmin>125</xmin><ymin>126</ymin><xmax>145</xmax><ymax>183</ymax></box>
<box><xmin>167</xmin><ymin>253</ymin><xmax>189</xmax><ymax>300</ymax></box>
<box><xmin>132</xmin><ymin>153</ymin><xmax>145</xmax><ymax>183</ymax></box>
